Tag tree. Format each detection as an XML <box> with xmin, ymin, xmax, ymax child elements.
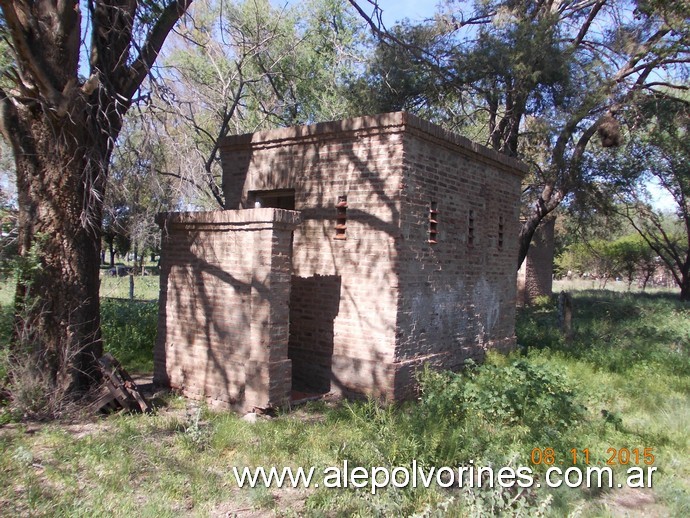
<box><xmin>0</xmin><ymin>1</ymin><xmax>192</xmax><ymax>396</ymax></box>
<box><xmin>346</xmin><ymin>0</ymin><xmax>690</xmax><ymax>267</ymax></box>
<box><xmin>150</xmin><ymin>0</ymin><xmax>364</xmax><ymax>207</ymax></box>
<box><xmin>613</xmin><ymin>96</ymin><xmax>690</xmax><ymax>300</ymax></box>
<box><xmin>104</xmin><ymin>119</ymin><xmax>177</xmax><ymax>267</ymax></box>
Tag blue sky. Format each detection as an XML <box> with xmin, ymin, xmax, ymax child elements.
<box><xmin>363</xmin><ymin>0</ymin><xmax>437</xmax><ymax>25</ymax></box>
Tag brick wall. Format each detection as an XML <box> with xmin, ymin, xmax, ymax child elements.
<box><xmin>154</xmin><ymin>209</ymin><xmax>300</xmax><ymax>410</ymax></box>
<box><xmin>393</xmin><ymin>118</ymin><xmax>525</xmax><ymax>397</ymax></box>
<box><xmin>220</xmin><ymin>112</ymin><xmax>527</xmax><ymax>400</ymax></box>
<box><xmin>221</xmin><ymin>114</ymin><xmax>405</xmax><ymax>398</ymax></box>
<box><xmin>517</xmin><ymin>217</ymin><xmax>555</xmax><ymax>305</ymax></box>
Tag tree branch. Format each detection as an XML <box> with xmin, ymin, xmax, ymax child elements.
<box><xmin>121</xmin><ymin>0</ymin><xmax>194</xmax><ymax>101</ymax></box>
<box><xmin>0</xmin><ymin>1</ymin><xmax>66</xmax><ymax>108</ymax></box>
<box><xmin>570</xmin><ymin>0</ymin><xmax>606</xmax><ymax>49</ymax></box>
<box><xmin>0</xmin><ymin>85</ymin><xmax>18</xmax><ymax>144</ymax></box>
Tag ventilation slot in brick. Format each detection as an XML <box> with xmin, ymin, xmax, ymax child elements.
<box><xmin>335</xmin><ymin>195</ymin><xmax>348</xmax><ymax>240</ymax></box>
<box><xmin>498</xmin><ymin>215</ymin><xmax>504</xmax><ymax>249</ymax></box>
<box><xmin>468</xmin><ymin>209</ymin><xmax>475</xmax><ymax>246</ymax></box>
<box><xmin>428</xmin><ymin>202</ymin><xmax>438</xmax><ymax>244</ymax></box>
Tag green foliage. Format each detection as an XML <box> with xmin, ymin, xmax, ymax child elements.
<box><xmin>556</xmin><ymin>233</ymin><xmax>657</xmax><ymax>287</ymax></box>
<box><xmin>418</xmin><ymin>356</ymin><xmax>585</xmax><ymax>444</ymax></box>
<box><xmin>578</xmin><ymin>94</ymin><xmax>690</xmax><ymax>299</ymax></box>
<box><xmin>100</xmin><ymin>299</ymin><xmax>158</xmax><ymax>373</ymax></box>
<box><xmin>150</xmin><ymin>0</ymin><xmax>366</xmax><ymax>207</ymax></box>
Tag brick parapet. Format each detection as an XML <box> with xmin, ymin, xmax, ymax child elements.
<box><xmin>220</xmin><ymin>112</ymin><xmax>528</xmax><ymax>177</ymax></box>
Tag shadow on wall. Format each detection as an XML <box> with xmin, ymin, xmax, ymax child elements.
<box><xmin>222</xmin><ymin>121</ymin><xmax>404</xmax><ymax>398</ymax></box>
<box><xmin>155</xmin><ymin>228</ymin><xmax>254</xmax><ymax>405</ymax></box>
<box><xmin>289</xmin><ymin>274</ymin><xmax>341</xmax><ymax>394</ymax></box>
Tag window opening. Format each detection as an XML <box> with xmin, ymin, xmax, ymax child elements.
<box><xmin>335</xmin><ymin>195</ymin><xmax>348</xmax><ymax>240</ymax></box>
<box><xmin>468</xmin><ymin>209</ymin><xmax>475</xmax><ymax>246</ymax></box>
<box><xmin>250</xmin><ymin>189</ymin><xmax>295</xmax><ymax>210</ymax></box>
<box><xmin>498</xmin><ymin>215</ymin><xmax>504</xmax><ymax>249</ymax></box>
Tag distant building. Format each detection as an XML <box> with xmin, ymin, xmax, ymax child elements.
<box><xmin>517</xmin><ymin>217</ymin><xmax>555</xmax><ymax>305</ymax></box>
<box><xmin>155</xmin><ymin>113</ymin><xmax>527</xmax><ymax>410</ymax></box>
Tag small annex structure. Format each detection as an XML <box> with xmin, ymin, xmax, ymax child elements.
<box><xmin>517</xmin><ymin>217</ymin><xmax>556</xmax><ymax>305</ymax></box>
<box><xmin>155</xmin><ymin>112</ymin><xmax>528</xmax><ymax>410</ymax></box>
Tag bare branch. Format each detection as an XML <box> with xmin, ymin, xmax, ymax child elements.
<box><xmin>570</xmin><ymin>0</ymin><xmax>606</xmax><ymax>49</ymax></box>
<box><xmin>122</xmin><ymin>0</ymin><xmax>194</xmax><ymax>101</ymax></box>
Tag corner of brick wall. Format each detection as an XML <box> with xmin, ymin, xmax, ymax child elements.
<box><xmin>154</xmin><ymin>208</ymin><xmax>301</xmax><ymax>411</ymax></box>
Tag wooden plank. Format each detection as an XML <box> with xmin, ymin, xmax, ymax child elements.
<box><xmin>92</xmin><ymin>353</ymin><xmax>151</xmax><ymax>414</ymax></box>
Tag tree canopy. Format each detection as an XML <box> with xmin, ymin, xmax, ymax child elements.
<box><xmin>346</xmin><ymin>0</ymin><xmax>690</xmax><ymax>266</ymax></box>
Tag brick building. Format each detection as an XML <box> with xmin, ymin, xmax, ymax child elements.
<box><xmin>517</xmin><ymin>217</ymin><xmax>556</xmax><ymax>305</ymax></box>
<box><xmin>155</xmin><ymin>112</ymin><xmax>527</xmax><ymax>410</ymax></box>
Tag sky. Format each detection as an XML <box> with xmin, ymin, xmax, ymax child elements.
<box><xmin>360</xmin><ymin>0</ymin><xmax>437</xmax><ymax>25</ymax></box>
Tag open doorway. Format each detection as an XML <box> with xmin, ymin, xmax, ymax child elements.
<box><xmin>288</xmin><ymin>274</ymin><xmax>341</xmax><ymax>402</ymax></box>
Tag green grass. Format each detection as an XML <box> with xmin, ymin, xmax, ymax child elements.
<box><xmin>0</xmin><ymin>274</ymin><xmax>159</xmax><ymax>375</ymax></box>
<box><xmin>99</xmin><ymin>269</ymin><xmax>160</xmax><ymax>301</ymax></box>
<box><xmin>0</xmin><ymin>288</ymin><xmax>688</xmax><ymax>516</ymax></box>
<box><xmin>100</xmin><ymin>299</ymin><xmax>158</xmax><ymax>373</ymax></box>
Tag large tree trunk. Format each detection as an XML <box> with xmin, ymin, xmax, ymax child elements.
<box><xmin>0</xmin><ymin>0</ymin><xmax>191</xmax><ymax>404</ymax></box>
<box><xmin>10</xmin><ymin>98</ymin><xmax>110</xmax><ymax>394</ymax></box>
<box><xmin>517</xmin><ymin>193</ymin><xmax>561</xmax><ymax>269</ymax></box>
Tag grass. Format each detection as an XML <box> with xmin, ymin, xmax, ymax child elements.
<box><xmin>100</xmin><ymin>299</ymin><xmax>158</xmax><ymax>373</ymax></box>
<box><xmin>0</xmin><ymin>272</ymin><xmax>159</xmax><ymax>374</ymax></box>
<box><xmin>99</xmin><ymin>265</ymin><xmax>160</xmax><ymax>301</ymax></box>
<box><xmin>0</xmin><ymin>285</ymin><xmax>688</xmax><ymax>516</ymax></box>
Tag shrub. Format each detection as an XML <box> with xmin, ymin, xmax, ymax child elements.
<box><xmin>418</xmin><ymin>356</ymin><xmax>586</xmax><ymax>443</ymax></box>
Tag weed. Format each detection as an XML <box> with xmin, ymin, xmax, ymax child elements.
<box><xmin>0</xmin><ymin>288</ymin><xmax>687</xmax><ymax>516</ymax></box>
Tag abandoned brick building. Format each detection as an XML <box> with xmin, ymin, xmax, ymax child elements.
<box><xmin>154</xmin><ymin>112</ymin><xmax>527</xmax><ymax>410</ymax></box>
<box><xmin>517</xmin><ymin>217</ymin><xmax>556</xmax><ymax>305</ymax></box>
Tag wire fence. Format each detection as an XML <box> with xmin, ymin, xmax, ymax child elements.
<box><xmin>100</xmin><ymin>271</ymin><xmax>159</xmax><ymax>301</ymax></box>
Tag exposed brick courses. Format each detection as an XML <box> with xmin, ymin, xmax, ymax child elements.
<box><xmin>154</xmin><ymin>209</ymin><xmax>300</xmax><ymax>410</ymax></box>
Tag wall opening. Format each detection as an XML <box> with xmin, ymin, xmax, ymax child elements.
<box><xmin>288</xmin><ymin>274</ymin><xmax>342</xmax><ymax>398</ymax></box>
<box><xmin>335</xmin><ymin>195</ymin><xmax>348</xmax><ymax>240</ymax></box>
<box><xmin>250</xmin><ymin>189</ymin><xmax>296</xmax><ymax>209</ymax></box>
<box><xmin>428</xmin><ymin>201</ymin><xmax>438</xmax><ymax>244</ymax></box>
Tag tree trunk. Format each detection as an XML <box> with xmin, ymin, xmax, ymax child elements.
<box><xmin>0</xmin><ymin>0</ymin><xmax>191</xmax><ymax>405</ymax></box>
<box><xmin>10</xmin><ymin>99</ymin><xmax>109</xmax><ymax>395</ymax></box>
<box><xmin>517</xmin><ymin>214</ymin><xmax>541</xmax><ymax>269</ymax></box>
<box><xmin>518</xmin><ymin>185</ymin><xmax>563</xmax><ymax>269</ymax></box>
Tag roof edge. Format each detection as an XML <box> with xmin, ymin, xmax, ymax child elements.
<box><xmin>219</xmin><ymin>112</ymin><xmax>528</xmax><ymax>176</ymax></box>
